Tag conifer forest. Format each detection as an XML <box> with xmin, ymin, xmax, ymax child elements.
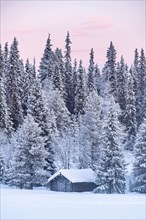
<box><xmin>0</xmin><ymin>32</ymin><xmax>146</xmax><ymax>193</ymax></box>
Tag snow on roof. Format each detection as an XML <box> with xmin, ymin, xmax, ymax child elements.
<box><xmin>48</xmin><ymin>169</ymin><xmax>96</xmax><ymax>183</ymax></box>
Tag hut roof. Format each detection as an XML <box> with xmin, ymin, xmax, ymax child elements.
<box><xmin>48</xmin><ymin>169</ymin><xmax>96</xmax><ymax>183</ymax></box>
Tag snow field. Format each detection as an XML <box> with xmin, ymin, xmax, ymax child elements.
<box><xmin>1</xmin><ymin>185</ymin><xmax>146</xmax><ymax>220</ymax></box>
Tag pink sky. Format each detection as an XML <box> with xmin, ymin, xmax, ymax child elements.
<box><xmin>1</xmin><ymin>0</ymin><xmax>145</xmax><ymax>69</ymax></box>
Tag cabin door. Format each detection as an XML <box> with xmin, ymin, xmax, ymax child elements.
<box><xmin>58</xmin><ymin>180</ymin><xmax>65</xmax><ymax>192</ymax></box>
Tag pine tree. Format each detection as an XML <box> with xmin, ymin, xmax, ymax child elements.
<box><xmin>87</xmin><ymin>48</ymin><xmax>95</xmax><ymax>93</ymax></box>
<box><xmin>55</xmin><ymin>48</ymin><xmax>65</xmax><ymax>96</ymax></box>
<box><xmin>72</xmin><ymin>59</ymin><xmax>78</xmax><ymax>112</ymax></box>
<box><xmin>0</xmin><ymin>128</ymin><xmax>13</xmax><ymax>183</ymax></box>
<box><xmin>64</xmin><ymin>31</ymin><xmax>74</xmax><ymax>113</ymax></box>
<box><xmin>133</xmin><ymin>48</ymin><xmax>146</xmax><ymax>128</ymax></box>
<box><xmin>124</xmin><ymin>68</ymin><xmax>137</xmax><ymax>151</ymax></box>
<box><xmin>138</xmin><ymin>49</ymin><xmax>146</xmax><ymax>125</ymax></box>
<box><xmin>0</xmin><ymin>45</ymin><xmax>12</xmax><ymax>134</ymax></box>
<box><xmin>95</xmin><ymin>97</ymin><xmax>126</xmax><ymax>194</ymax></box>
<box><xmin>8</xmin><ymin>38</ymin><xmax>23</xmax><ymax>130</ymax></box>
<box><xmin>27</xmin><ymin>77</ymin><xmax>55</xmax><ymax>175</ymax></box>
<box><xmin>74</xmin><ymin>60</ymin><xmax>85</xmax><ymax>118</ymax></box>
<box><xmin>132</xmin><ymin>118</ymin><xmax>146</xmax><ymax>193</ymax></box>
<box><xmin>116</xmin><ymin>57</ymin><xmax>127</xmax><ymax>124</ymax></box>
<box><xmin>21</xmin><ymin>59</ymin><xmax>35</xmax><ymax>116</ymax></box>
<box><xmin>94</xmin><ymin>64</ymin><xmax>101</xmax><ymax>95</ymax></box>
<box><xmin>7</xmin><ymin>114</ymin><xmax>48</xmax><ymax>189</ymax></box>
<box><xmin>47</xmin><ymin>88</ymin><xmax>71</xmax><ymax>135</ymax></box>
<box><xmin>106</xmin><ymin>42</ymin><xmax>117</xmax><ymax>99</ymax></box>
<box><xmin>132</xmin><ymin>49</ymin><xmax>140</xmax><ymax>128</ymax></box>
<box><xmin>134</xmin><ymin>49</ymin><xmax>139</xmax><ymax>71</ymax></box>
<box><xmin>3</xmin><ymin>42</ymin><xmax>13</xmax><ymax>132</ymax></box>
<box><xmin>3</xmin><ymin>42</ymin><xmax>9</xmax><ymax>85</ymax></box>
<box><xmin>52</xmin><ymin>64</ymin><xmax>64</xmax><ymax>93</ymax></box>
<box><xmin>39</xmin><ymin>34</ymin><xmax>56</xmax><ymax>91</ymax></box>
<box><xmin>78</xmin><ymin>91</ymin><xmax>101</xmax><ymax>170</ymax></box>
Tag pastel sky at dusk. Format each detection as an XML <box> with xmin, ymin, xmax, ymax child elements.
<box><xmin>1</xmin><ymin>0</ymin><xmax>145</xmax><ymax>69</ymax></box>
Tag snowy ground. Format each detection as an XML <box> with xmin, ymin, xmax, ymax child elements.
<box><xmin>1</xmin><ymin>185</ymin><xmax>146</xmax><ymax>220</ymax></box>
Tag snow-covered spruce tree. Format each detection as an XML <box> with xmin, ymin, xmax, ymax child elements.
<box><xmin>0</xmin><ymin>44</ymin><xmax>12</xmax><ymax>135</ymax></box>
<box><xmin>132</xmin><ymin>49</ymin><xmax>140</xmax><ymax>128</ymax></box>
<box><xmin>3</xmin><ymin>42</ymin><xmax>13</xmax><ymax>132</ymax></box>
<box><xmin>52</xmin><ymin>63</ymin><xmax>64</xmax><ymax>93</ymax></box>
<box><xmin>138</xmin><ymin>49</ymin><xmax>146</xmax><ymax>126</ymax></box>
<box><xmin>78</xmin><ymin>90</ymin><xmax>102</xmax><ymax>170</ymax></box>
<box><xmin>143</xmin><ymin>85</ymin><xmax>146</xmax><ymax>119</ymax></box>
<box><xmin>94</xmin><ymin>97</ymin><xmax>126</xmax><ymax>194</ymax></box>
<box><xmin>55</xmin><ymin>48</ymin><xmax>66</xmax><ymax>97</ymax></box>
<box><xmin>7</xmin><ymin>114</ymin><xmax>48</xmax><ymax>189</ymax></box>
<box><xmin>94</xmin><ymin>64</ymin><xmax>101</xmax><ymax>95</ymax></box>
<box><xmin>87</xmin><ymin>48</ymin><xmax>95</xmax><ymax>93</ymax></box>
<box><xmin>116</xmin><ymin>57</ymin><xmax>128</xmax><ymax>124</ymax></box>
<box><xmin>132</xmin><ymin>118</ymin><xmax>146</xmax><ymax>193</ymax></box>
<box><xmin>3</xmin><ymin>42</ymin><xmax>9</xmax><ymax>88</ymax></box>
<box><xmin>0</xmin><ymin>149</ymin><xmax>4</xmax><ymax>183</ymax></box>
<box><xmin>74</xmin><ymin>60</ymin><xmax>85</xmax><ymax>118</ymax></box>
<box><xmin>0</xmin><ymin>128</ymin><xmax>14</xmax><ymax>184</ymax></box>
<box><xmin>64</xmin><ymin>31</ymin><xmax>74</xmax><ymax>114</ymax></box>
<box><xmin>3</xmin><ymin>42</ymin><xmax>9</xmax><ymax>64</ymax></box>
<box><xmin>134</xmin><ymin>49</ymin><xmax>139</xmax><ymax>71</ymax></box>
<box><xmin>72</xmin><ymin>59</ymin><xmax>78</xmax><ymax>112</ymax></box>
<box><xmin>46</xmin><ymin>87</ymin><xmax>71</xmax><ymax>136</ymax></box>
<box><xmin>39</xmin><ymin>34</ymin><xmax>56</xmax><ymax>87</ymax></box>
<box><xmin>7</xmin><ymin>38</ymin><xmax>23</xmax><ymax>130</ymax></box>
<box><xmin>106</xmin><ymin>42</ymin><xmax>117</xmax><ymax>99</ymax></box>
<box><xmin>124</xmin><ymin>68</ymin><xmax>137</xmax><ymax>151</ymax></box>
<box><xmin>27</xmin><ymin>77</ymin><xmax>55</xmax><ymax>176</ymax></box>
<box><xmin>133</xmin><ymin>48</ymin><xmax>146</xmax><ymax>128</ymax></box>
<box><xmin>133</xmin><ymin>48</ymin><xmax>139</xmax><ymax>95</ymax></box>
<box><xmin>21</xmin><ymin>59</ymin><xmax>35</xmax><ymax>116</ymax></box>
<box><xmin>3</xmin><ymin>42</ymin><xmax>10</xmax><ymax>93</ymax></box>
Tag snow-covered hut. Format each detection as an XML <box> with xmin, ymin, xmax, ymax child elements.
<box><xmin>48</xmin><ymin>169</ymin><xmax>97</xmax><ymax>192</ymax></box>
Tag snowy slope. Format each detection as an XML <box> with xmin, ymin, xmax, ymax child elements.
<box><xmin>1</xmin><ymin>185</ymin><xmax>145</xmax><ymax>220</ymax></box>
